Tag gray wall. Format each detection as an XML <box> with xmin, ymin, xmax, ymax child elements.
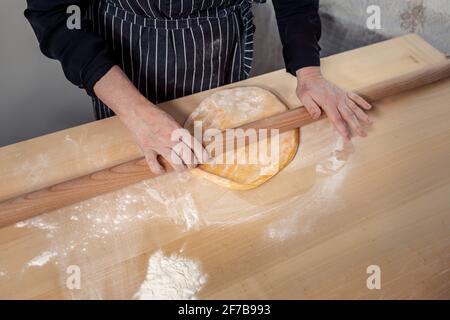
<box><xmin>0</xmin><ymin>1</ymin><xmax>93</xmax><ymax>147</ymax></box>
<box><xmin>319</xmin><ymin>0</ymin><xmax>450</xmax><ymax>57</ymax></box>
<box><xmin>253</xmin><ymin>0</ymin><xmax>450</xmax><ymax>67</ymax></box>
<box><xmin>1</xmin><ymin>0</ymin><xmax>449</xmax><ymax>147</ymax></box>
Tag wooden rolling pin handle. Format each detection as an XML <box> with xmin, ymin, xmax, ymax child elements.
<box><xmin>0</xmin><ymin>156</ymin><xmax>173</xmax><ymax>228</ymax></box>
<box><xmin>238</xmin><ymin>60</ymin><xmax>450</xmax><ymax>134</ymax></box>
<box><xmin>357</xmin><ymin>60</ymin><xmax>450</xmax><ymax>101</ymax></box>
<box><xmin>1</xmin><ymin>60</ymin><xmax>450</xmax><ymax>228</ymax></box>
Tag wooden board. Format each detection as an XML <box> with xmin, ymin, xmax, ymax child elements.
<box><xmin>0</xmin><ymin>34</ymin><xmax>449</xmax><ymax>299</ymax></box>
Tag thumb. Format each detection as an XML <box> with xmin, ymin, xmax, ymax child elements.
<box><xmin>144</xmin><ymin>150</ymin><xmax>165</xmax><ymax>175</ymax></box>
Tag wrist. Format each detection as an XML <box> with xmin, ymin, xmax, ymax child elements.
<box><xmin>93</xmin><ymin>65</ymin><xmax>157</xmax><ymax>118</ymax></box>
<box><xmin>296</xmin><ymin>66</ymin><xmax>323</xmax><ymax>83</ymax></box>
<box><xmin>119</xmin><ymin>98</ymin><xmax>160</xmax><ymax>124</ymax></box>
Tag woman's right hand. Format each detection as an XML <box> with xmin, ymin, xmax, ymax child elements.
<box><xmin>93</xmin><ymin>65</ymin><xmax>208</xmax><ymax>174</ymax></box>
<box><xmin>120</xmin><ymin>102</ymin><xmax>209</xmax><ymax>174</ymax></box>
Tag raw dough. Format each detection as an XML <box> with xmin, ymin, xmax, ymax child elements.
<box><xmin>184</xmin><ymin>86</ymin><xmax>299</xmax><ymax>190</ymax></box>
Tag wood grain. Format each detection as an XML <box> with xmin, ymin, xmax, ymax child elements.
<box><xmin>0</xmin><ymin>34</ymin><xmax>444</xmax><ymax>203</ymax></box>
<box><xmin>0</xmin><ymin>35</ymin><xmax>449</xmax><ymax>300</ymax></box>
<box><xmin>240</xmin><ymin>59</ymin><xmax>450</xmax><ymax>133</ymax></box>
<box><xmin>0</xmin><ymin>157</ymin><xmax>173</xmax><ymax>228</ymax></box>
<box><xmin>1</xmin><ymin>59</ymin><xmax>450</xmax><ymax>228</ymax></box>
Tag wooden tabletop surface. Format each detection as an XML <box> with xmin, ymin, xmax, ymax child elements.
<box><xmin>0</xmin><ymin>34</ymin><xmax>449</xmax><ymax>299</ymax></box>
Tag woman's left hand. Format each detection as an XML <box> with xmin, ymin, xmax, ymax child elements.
<box><xmin>296</xmin><ymin>66</ymin><xmax>373</xmax><ymax>141</ymax></box>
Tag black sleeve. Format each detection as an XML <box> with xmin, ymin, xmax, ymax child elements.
<box><xmin>24</xmin><ymin>0</ymin><xmax>116</xmax><ymax>96</ymax></box>
<box><xmin>272</xmin><ymin>0</ymin><xmax>322</xmax><ymax>76</ymax></box>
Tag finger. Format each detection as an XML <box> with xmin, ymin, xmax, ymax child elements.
<box><xmin>179</xmin><ymin>129</ymin><xmax>210</xmax><ymax>164</ymax></box>
<box><xmin>301</xmin><ymin>95</ymin><xmax>322</xmax><ymax>119</ymax></box>
<box><xmin>322</xmin><ymin>103</ymin><xmax>350</xmax><ymax>140</ymax></box>
<box><xmin>347</xmin><ymin>92</ymin><xmax>373</xmax><ymax>110</ymax></box>
<box><xmin>160</xmin><ymin>148</ymin><xmax>187</xmax><ymax>172</ymax></box>
<box><xmin>346</xmin><ymin>97</ymin><xmax>372</xmax><ymax>125</ymax></box>
<box><xmin>174</xmin><ymin>141</ymin><xmax>198</xmax><ymax>169</ymax></box>
<box><xmin>338</xmin><ymin>104</ymin><xmax>367</xmax><ymax>137</ymax></box>
<box><xmin>144</xmin><ymin>150</ymin><xmax>165</xmax><ymax>174</ymax></box>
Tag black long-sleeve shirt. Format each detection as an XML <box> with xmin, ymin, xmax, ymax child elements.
<box><xmin>24</xmin><ymin>0</ymin><xmax>321</xmax><ymax>97</ymax></box>
<box><xmin>272</xmin><ymin>0</ymin><xmax>321</xmax><ymax>74</ymax></box>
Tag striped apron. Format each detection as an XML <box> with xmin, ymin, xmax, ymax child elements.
<box><xmin>87</xmin><ymin>0</ymin><xmax>263</xmax><ymax>119</ymax></box>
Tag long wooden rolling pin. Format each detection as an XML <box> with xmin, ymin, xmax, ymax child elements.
<box><xmin>1</xmin><ymin>60</ymin><xmax>450</xmax><ymax>228</ymax></box>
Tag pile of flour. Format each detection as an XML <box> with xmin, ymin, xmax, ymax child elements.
<box><xmin>135</xmin><ymin>250</ymin><xmax>207</xmax><ymax>300</ymax></box>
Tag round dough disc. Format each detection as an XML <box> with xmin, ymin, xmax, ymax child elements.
<box><xmin>184</xmin><ymin>86</ymin><xmax>299</xmax><ymax>190</ymax></box>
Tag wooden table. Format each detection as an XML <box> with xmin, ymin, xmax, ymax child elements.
<box><xmin>0</xmin><ymin>34</ymin><xmax>449</xmax><ymax>299</ymax></box>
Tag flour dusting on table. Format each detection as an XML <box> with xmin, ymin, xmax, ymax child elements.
<box><xmin>266</xmin><ymin>164</ymin><xmax>350</xmax><ymax>241</ymax></box>
<box><xmin>27</xmin><ymin>251</ymin><xmax>58</xmax><ymax>267</ymax></box>
<box><xmin>315</xmin><ymin>136</ymin><xmax>353</xmax><ymax>175</ymax></box>
<box><xmin>266</xmin><ymin>133</ymin><xmax>354</xmax><ymax>241</ymax></box>
<box><xmin>135</xmin><ymin>250</ymin><xmax>207</xmax><ymax>300</ymax></box>
<box><xmin>16</xmin><ymin>217</ymin><xmax>58</xmax><ymax>238</ymax></box>
<box><xmin>143</xmin><ymin>177</ymin><xmax>201</xmax><ymax>231</ymax></box>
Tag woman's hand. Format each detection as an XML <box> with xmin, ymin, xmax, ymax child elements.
<box><xmin>296</xmin><ymin>66</ymin><xmax>373</xmax><ymax>140</ymax></box>
<box><xmin>120</xmin><ymin>102</ymin><xmax>208</xmax><ymax>174</ymax></box>
<box><xmin>94</xmin><ymin>66</ymin><xmax>208</xmax><ymax>174</ymax></box>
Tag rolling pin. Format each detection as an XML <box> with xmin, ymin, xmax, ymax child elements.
<box><xmin>1</xmin><ymin>60</ymin><xmax>450</xmax><ymax>228</ymax></box>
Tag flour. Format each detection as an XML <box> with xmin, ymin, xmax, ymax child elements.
<box><xmin>315</xmin><ymin>136</ymin><xmax>353</xmax><ymax>175</ymax></box>
<box><xmin>27</xmin><ymin>251</ymin><xmax>58</xmax><ymax>267</ymax></box>
<box><xmin>184</xmin><ymin>86</ymin><xmax>299</xmax><ymax>190</ymax></box>
<box><xmin>266</xmin><ymin>134</ymin><xmax>353</xmax><ymax>241</ymax></box>
<box><xmin>15</xmin><ymin>154</ymin><xmax>50</xmax><ymax>187</ymax></box>
<box><xmin>16</xmin><ymin>217</ymin><xmax>58</xmax><ymax>231</ymax></box>
<box><xmin>64</xmin><ymin>134</ymin><xmax>76</xmax><ymax>143</ymax></box>
<box><xmin>15</xmin><ymin>221</ymin><xmax>26</xmax><ymax>228</ymax></box>
<box><xmin>174</xmin><ymin>194</ymin><xmax>201</xmax><ymax>230</ymax></box>
<box><xmin>16</xmin><ymin>216</ymin><xmax>58</xmax><ymax>238</ymax></box>
<box><xmin>143</xmin><ymin>174</ymin><xmax>201</xmax><ymax>231</ymax></box>
<box><xmin>14</xmin><ymin>172</ymin><xmax>202</xmax><ymax>281</ymax></box>
<box><xmin>266</xmin><ymin>165</ymin><xmax>349</xmax><ymax>241</ymax></box>
<box><xmin>189</xmin><ymin>87</ymin><xmax>266</xmax><ymax>128</ymax></box>
<box><xmin>135</xmin><ymin>250</ymin><xmax>207</xmax><ymax>300</ymax></box>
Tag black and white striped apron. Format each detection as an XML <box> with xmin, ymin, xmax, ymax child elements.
<box><xmin>87</xmin><ymin>0</ymin><xmax>263</xmax><ymax>119</ymax></box>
